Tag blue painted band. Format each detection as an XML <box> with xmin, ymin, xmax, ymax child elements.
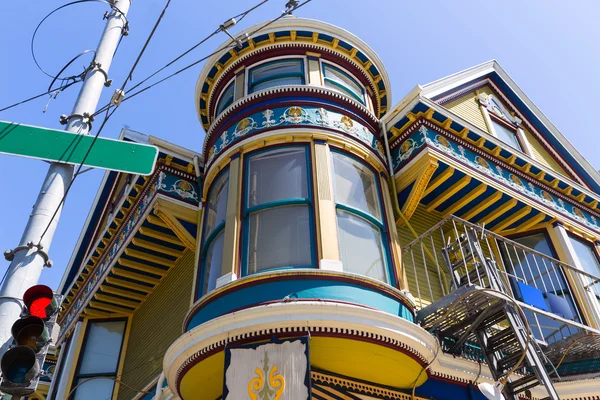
<box><xmin>185</xmin><ymin>273</ymin><xmax>414</xmax><ymax>332</ymax></box>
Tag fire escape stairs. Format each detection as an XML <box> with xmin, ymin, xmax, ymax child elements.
<box><xmin>416</xmin><ymin>228</ymin><xmax>560</xmax><ymax>400</ymax></box>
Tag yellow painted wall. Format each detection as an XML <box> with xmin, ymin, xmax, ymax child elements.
<box><xmin>443</xmin><ymin>86</ymin><xmax>569</xmax><ymax>178</ymax></box>
<box><xmin>522</xmin><ymin>128</ymin><xmax>569</xmax><ymax>176</ymax></box>
<box><xmin>117</xmin><ymin>250</ymin><xmax>195</xmax><ymax>399</ymax></box>
<box><xmin>444</xmin><ymin>91</ymin><xmax>489</xmax><ymax>133</ymax></box>
<box><xmin>397</xmin><ymin>205</ymin><xmax>446</xmax><ymax>308</ymax></box>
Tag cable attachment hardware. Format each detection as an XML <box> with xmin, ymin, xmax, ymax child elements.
<box><xmin>284</xmin><ymin>0</ymin><xmax>300</xmax><ymax>13</ymax></box>
<box><xmin>121</xmin><ymin>21</ymin><xmax>130</xmax><ymax>36</ymax></box>
<box><xmin>59</xmin><ymin>112</ymin><xmax>95</xmax><ymax>130</ymax></box>
<box><xmin>4</xmin><ymin>242</ymin><xmax>53</xmax><ymax>268</ymax></box>
<box><xmin>111</xmin><ymin>89</ymin><xmax>125</xmax><ymax>106</ymax></box>
<box><xmin>84</xmin><ymin>60</ymin><xmax>111</xmax><ymax>87</ymax></box>
<box><xmin>220</xmin><ymin>18</ymin><xmax>247</xmax><ymax>48</ymax></box>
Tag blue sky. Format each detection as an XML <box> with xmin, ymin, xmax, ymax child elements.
<box><xmin>1</xmin><ymin>0</ymin><xmax>599</xmax><ymax>291</ymax></box>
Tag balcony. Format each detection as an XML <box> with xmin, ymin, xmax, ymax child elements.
<box><xmin>403</xmin><ymin>215</ymin><xmax>600</xmax><ymax>399</ymax></box>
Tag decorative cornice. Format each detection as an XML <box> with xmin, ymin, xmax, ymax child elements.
<box><xmin>392</xmin><ymin>120</ymin><xmax>600</xmax><ymax>236</ymax></box>
<box><xmin>199</xmin><ymin>40</ymin><xmax>386</xmax><ymax>130</ymax></box>
<box><xmin>205</xmin><ymin>84</ymin><xmax>378</xmax><ymax>151</ymax></box>
<box><xmin>204</xmin><ymin>105</ymin><xmax>386</xmax><ymax>171</ymax></box>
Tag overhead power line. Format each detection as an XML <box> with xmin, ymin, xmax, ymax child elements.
<box><xmin>93</xmin><ymin>0</ymin><xmax>312</xmax><ymax>117</ymax></box>
<box><xmin>35</xmin><ymin>0</ymin><xmax>314</xmax><ymax>245</ymax></box>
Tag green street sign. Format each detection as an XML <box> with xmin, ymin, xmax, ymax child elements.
<box><xmin>0</xmin><ymin>121</ymin><xmax>158</xmax><ymax>175</ymax></box>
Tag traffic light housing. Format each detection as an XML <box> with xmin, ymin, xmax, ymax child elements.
<box><xmin>0</xmin><ymin>285</ymin><xmax>61</xmax><ymax>396</ymax></box>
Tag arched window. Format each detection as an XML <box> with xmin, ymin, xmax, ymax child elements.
<box><xmin>242</xmin><ymin>146</ymin><xmax>315</xmax><ymax>275</ymax></box>
<box><xmin>322</xmin><ymin>62</ymin><xmax>365</xmax><ymax>104</ymax></box>
<box><xmin>198</xmin><ymin>169</ymin><xmax>229</xmax><ymax>297</ymax></box>
<box><xmin>248</xmin><ymin>59</ymin><xmax>305</xmax><ymax>94</ymax></box>
<box><xmin>331</xmin><ymin>150</ymin><xmax>390</xmax><ymax>283</ymax></box>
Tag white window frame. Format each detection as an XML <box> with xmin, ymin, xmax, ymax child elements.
<box><xmin>244</xmin><ymin>55</ymin><xmax>308</xmax><ymax>96</ymax></box>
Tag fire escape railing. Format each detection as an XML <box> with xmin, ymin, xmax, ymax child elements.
<box><xmin>402</xmin><ymin>215</ymin><xmax>600</xmax><ymax>398</ymax></box>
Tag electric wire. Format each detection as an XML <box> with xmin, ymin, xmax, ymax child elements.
<box><xmin>0</xmin><ymin>80</ymin><xmax>79</xmax><ymax>113</ymax></box>
<box><xmin>31</xmin><ymin>0</ymin><xmax>128</xmax><ymax>80</ymax></box>
<box><xmin>93</xmin><ymin>0</ymin><xmax>312</xmax><ymax>117</ymax></box>
<box><xmin>36</xmin><ymin>0</ymin><xmax>172</xmax><ymax>245</ymax></box>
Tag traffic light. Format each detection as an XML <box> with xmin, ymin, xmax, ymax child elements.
<box><xmin>0</xmin><ymin>285</ymin><xmax>61</xmax><ymax>396</ymax></box>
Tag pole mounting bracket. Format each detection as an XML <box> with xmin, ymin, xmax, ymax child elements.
<box><xmin>4</xmin><ymin>242</ymin><xmax>53</xmax><ymax>268</ymax></box>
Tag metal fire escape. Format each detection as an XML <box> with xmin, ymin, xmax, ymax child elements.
<box><xmin>408</xmin><ymin>217</ymin><xmax>600</xmax><ymax>400</ymax></box>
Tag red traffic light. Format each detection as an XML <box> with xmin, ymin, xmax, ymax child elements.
<box><xmin>23</xmin><ymin>285</ymin><xmax>57</xmax><ymax>320</ymax></box>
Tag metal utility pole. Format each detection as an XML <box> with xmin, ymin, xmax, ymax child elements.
<box><xmin>0</xmin><ymin>0</ymin><xmax>131</xmax><ymax>350</ymax></box>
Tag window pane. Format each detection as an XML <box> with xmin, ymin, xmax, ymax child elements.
<box><xmin>332</xmin><ymin>152</ymin><xmax>381</xmax><ymax>220</ymax></box>
<box><xmin>248</xmin><ymin>148</ymin><xmax>308</xmax><ymax>207</ymax></box>
<box><xmin>569</xmin><ymin>236</ymin><xmax>600</xmax><ymax>277</ymax></box>
<box><xmin>74</xmin><ymin>377</ymin><xmax>115</xmax><ymax>400</ymax></box>
<box><xmin>251</xmin><ymin>60</ymin><xmax>302</xmax><ymax>82</ymax></box>
<box><xmin>203</xmin><ymin>230</ymin><xmax>225</xmax><ymax>294</ymax></box>
<box><xmin>323</xmin><ymin>65</ymin><xmax>364</xmax><ymax>102</ymax></box>
<box><xmin>247</xmin><ymin>205</ymin><xmax>311</xmax><ymax>273</ymax></box>
<box><xmin>491</xmin><ymin>119</ymin><xmax>522</xmax><ymax>151</ymax></box>
<box><xmin>249</xmin><ymin>60</ymin><xmax>304</xmax><ymax>93</ymax></box>
<box><xmin>251</xmin><ymin>76</ymin><xmax>304</xmax><ymax>92</ymax></box>
<box><xmin>78</xmin><ymin>321</ymin><xmax>125</xmax><ymax>375</ymax></box>
<box><xmin>204</xmin><ymin>171</ymin><xmax>229</xmax><ymax>237</ymax></box>
<box><xmin>501</xmin><ymin>234</ymin><xmax>581</xmax><ymax>342</ymax></box>
<box><xmin>216</xmin><ymin>81</ymin><xmax>235</xmax><ymax>115</ymax></box>
<box><xmin>337</xmin><ymin>210</ymin><xmax>387</xmax><ymax>283</ymax></box>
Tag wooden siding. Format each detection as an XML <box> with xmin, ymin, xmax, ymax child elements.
<box><xmin>444</xmin><ymin>90</ymin><xmax>489</xmax><ymax>133</ymax></box>
<box><xmin>398</xmin><ymin>204</ymin><xmax>446</xmax><ymax>308</ymax></box>
<box><xmin>522</xmin><ymin>128</ymin><xmax>568</xmax><ymax>176</ymax></box>
<box><xmin>444</xmin><ymin>86</ymin><xmax>569</xmax><ymax>178</ymax></box>
<box><xmin>117</xmin><ymin>250</ymin><xmax>195</xmax><ymax>399</ymax></box>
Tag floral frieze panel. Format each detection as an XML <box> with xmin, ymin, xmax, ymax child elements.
<box><xmin>206</xmin><ymin>106</ymin><xmax>385</xmax><ymax>166</ymax></box>
<box><xmin>391</xmin><ymin>124</ymin><xmax>600</xmax><ymax>234</ymax></box>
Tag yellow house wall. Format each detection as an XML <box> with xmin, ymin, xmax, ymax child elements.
<box><xmin>443</xmin><ymin>86</ymin><xmax>569</xmax><ymax>178</ymax></box>
<box><xmin>117</xmin><ymin>250</ymin><xmax>195</xmax><ymax>399</ymax></box>
<box><xmin>397</xmin><ymin>204</ymin><xmax>446</xmax><ymax>307</ymax></box>
<box><xmin>444</xmin><ymin>91</ymin><xmax>489</xmax><ymax>133</ymax></box>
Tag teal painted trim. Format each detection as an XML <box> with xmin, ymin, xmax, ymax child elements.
<box><xmin>336</xmin><ymin>203</ymin><xmax>384</xmax><ymax>230</ymax></box>
<box><xmin>324</xmin><ymin>78</ymin><xmax>365</xmax><ymax>104</ymax></box>
<box><xmin>245</xmin><ymin>198</ymin><xmax>311</xmax><ymax>215</ymax></box>
<box><xmin>322</xmin><ymin>63</ymin><xmax>365</xmax><ymax>102</ymax></box>
<box><xmin>248</xmin><ymin>59</ymin><xmax>306</xmax><ymax>94</ymax></box>
<box><xmin>197</xmin><ymin>167</ymin><xmax>230</xmax><ymax>300</ymax></box>
<box><xmin>201</xmin><ymin>221</ymin><xmax>225</xmax><ymax>253</ymax></box>
<box><xmin>186</xmin><ymin>275</ymin><xmax>415</xmax><ymax>331</ymax></box>
<box><xmin>215</xmin><ymin>81</ymin><xmax>235</xmax><ymax>116</ymax></box>
<box><xmin>240</xmin><ymin>145</ymin><xmax>318</xmax><ymax>277</ymax></box>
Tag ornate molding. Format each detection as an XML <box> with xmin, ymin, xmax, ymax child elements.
<box><xmin>205</xmin><ymin>105</ymin><xmax>386</xmax><ymax>169</ymax></box>
<box><xmin>392</xmin><ymin>122</ymin><xmax>600</xmax><ymax>235</ymax></box>
<box><xmin>58</xmin><ymin>167</ymin><xmax>199</xmax><ymax>341</ymax></box>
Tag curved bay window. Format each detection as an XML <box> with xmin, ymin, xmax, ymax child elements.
<box><xmin>322</xmin><ymin>62</ymin><xmax>365</xmax><ymax>104</ymax></box>
<box><xmin>248</xmin><ymin>59</ymin><xmax>305</xmax><ymax>94</ymax></box>
<box><xmin>242</xmin><ymin>146</ymin><xmax>315</xmax><ymax>275</ymax></box>
<box><xmin>331</xmin><ymin>151</ymin><xmax>390</xmax><ymax>283</ymax></box>
<box><xmin>198</xmin><ymin>170</ymin><xmax>229</xmax><ymax>297</ymax></box>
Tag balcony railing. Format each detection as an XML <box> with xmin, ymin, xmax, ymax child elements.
<box><xmin>403</xmin><ymin>215</ymin><xmax>600</xmax><ymax>349</ymax></box>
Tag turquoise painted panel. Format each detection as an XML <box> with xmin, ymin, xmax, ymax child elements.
<box><xmin>391</xmin><ymin>125</ymin><xmax>600</xmax><ymax>234</ymax></box>
<box><xmin>206</xmin><ymin>106</ymin><xmax>385</xmax><ymax>167</ymax></box>
<box><xmin>186</xmin><ymin>276</ymin><xmax>414</xmax><ymax>331</ymax></box>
